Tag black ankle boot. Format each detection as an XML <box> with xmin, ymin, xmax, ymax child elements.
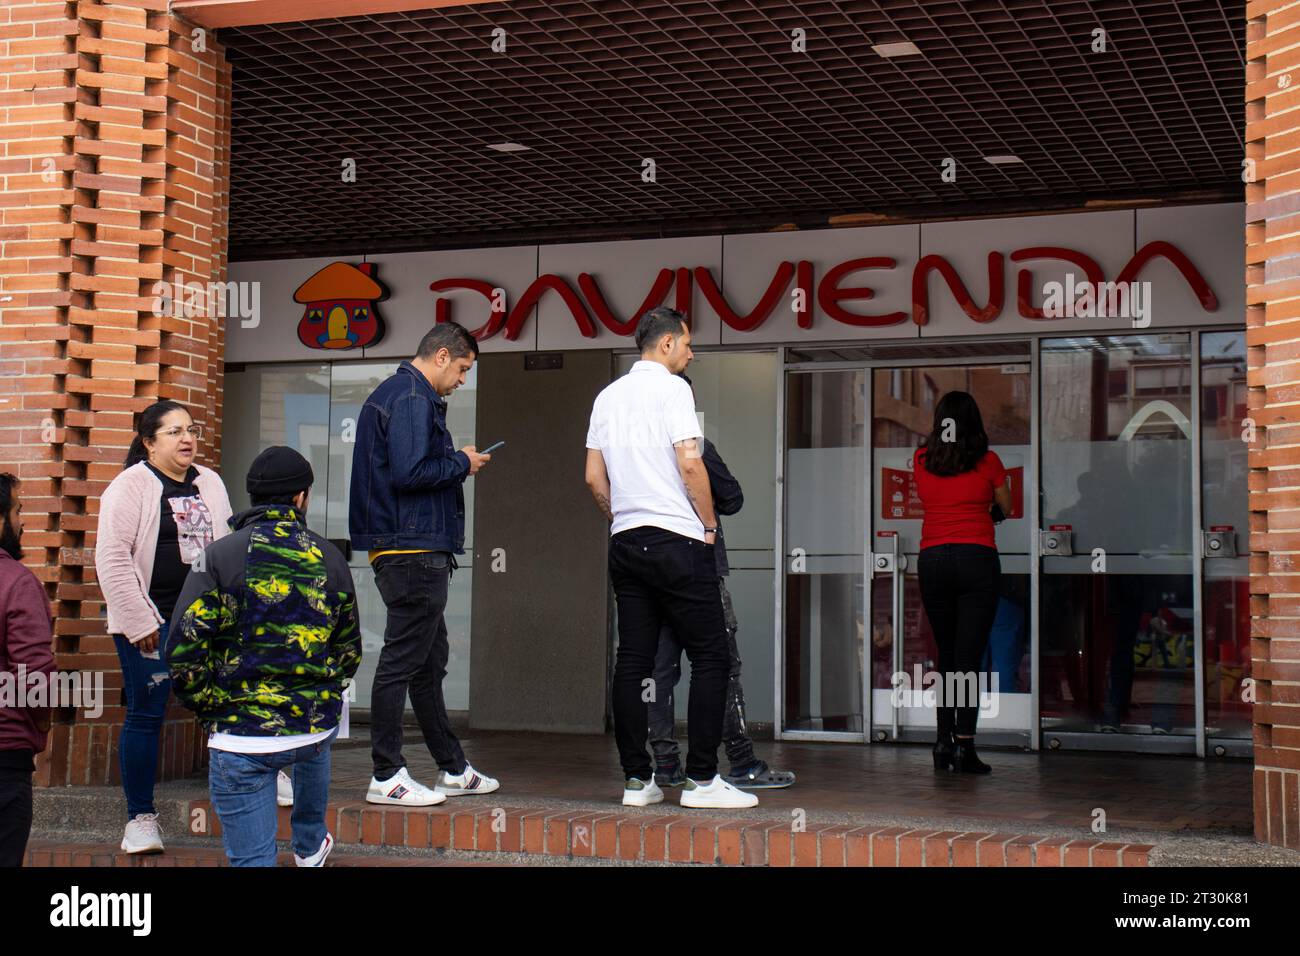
<box><xmin>951</xmin><ymin>739</ymin><xmax>991</xmax><ymax>774</ymax></box>
<box><xmin>932</xmin><ymin>732</ymin><xmax>955</xmax><ymax>770</ymax></box>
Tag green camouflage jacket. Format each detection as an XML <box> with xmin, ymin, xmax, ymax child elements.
<box><xmin>167</xmin><ymin>504</ymin><xmax>361</xmax><ymax>737</ymax></box>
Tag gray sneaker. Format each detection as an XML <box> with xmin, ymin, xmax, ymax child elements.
<box><xmin>435</xmin><ymin>763</ymin><xmax>500</xmax><ymax>797</ymax></box>
<box><xmin>121</xmin><ymin>813</ymin><xmax>164</xmax><ymax>854</ymax></box>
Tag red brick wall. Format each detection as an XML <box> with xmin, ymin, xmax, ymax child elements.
<box><xmin>0</xmin><ymin>0</ymin><xmax>230</xmax><ymax>787</ymax></box>
<box><xmin>1247</xmin><ymin>0</ymin><xmax>1300</xmax><ymax>851</ymax></box>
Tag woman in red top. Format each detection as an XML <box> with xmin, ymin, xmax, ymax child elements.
<box><xmin>913</xmin><ymin>391</ymin><xmax>1012</xmax><ymax>774</ymax></box>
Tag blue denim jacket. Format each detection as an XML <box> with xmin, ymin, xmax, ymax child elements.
<box><xmin>348</xmin><ymin>360</ymin><xmax>470</xmax><ymax>554</ymax></box>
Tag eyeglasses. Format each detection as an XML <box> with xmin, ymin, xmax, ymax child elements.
<box><xmin>156</xmin><ymin>425</ymin><xmax>203</xmax><ymax>440</ymax></box>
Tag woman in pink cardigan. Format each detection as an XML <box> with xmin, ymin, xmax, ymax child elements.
<box><xmin>95</xmin><ymin>400</ymin><xmax>232</xmax><ymax>854</ymax></box>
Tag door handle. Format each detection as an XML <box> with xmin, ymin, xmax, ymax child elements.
<box><xmin>874</xmin><ymin>532</ymin><xmax>904</xmax><ymax>740</ymax></box>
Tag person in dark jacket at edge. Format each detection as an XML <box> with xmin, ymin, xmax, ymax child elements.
<box><xmin>0</xmin><ymin>473</ymin><xmax>56</xmax><ymax>867</ymax></box>
<box><xmin>168</xmin><ymin>447</ymin><xmax>362</xmax><ymax>866</ymax></box>
<box><xmin>647</xmin><ymin>374</ymin><xmax>796</xmax><ymax>790</ymax></box>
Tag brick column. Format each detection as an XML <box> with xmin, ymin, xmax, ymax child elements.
<box><xmin>0</xmin><ymin>0</ymin><xmax>230</xmax><ymax>787</ymax></box>
<box><xmin>1247</xmin><ymin>0</ymin><xmax>1300</xmax><ymax>850</ymax></box>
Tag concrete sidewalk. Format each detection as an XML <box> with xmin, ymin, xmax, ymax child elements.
<box><xmin>28</xmin><ymin>730</ymin><xmax>1299</xmax><ymax>866</ymax></box>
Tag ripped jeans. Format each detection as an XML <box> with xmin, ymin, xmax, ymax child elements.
<box><xmin>112</xmin><ymin>622</ymin><xmax>171</xmax><ymax>820</ymax></box>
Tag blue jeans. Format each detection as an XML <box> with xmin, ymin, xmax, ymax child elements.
<box><xmin>208</xmin><ymin>728</ymin><xmax>337</xmax><ymax>867</ymax></box>
<box><xmin>113</xmin><ymin>622</ymin><xmax>172</xmax><ymax>820</ymax></box>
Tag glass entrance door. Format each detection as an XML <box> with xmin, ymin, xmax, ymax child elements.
<box><xmin>779</xmin><ymin>331</ymin><xmax>1247</xmax><ymax>756</ymax></box>
<box><xmin>782</xmin><ymin>369</ymin><xmax>867</xmax><ymax>736</ymax></box>
<box><xmin>867</xmin><ymin>363</ymin><xmax>1034</xmax><ymax>744</ymax></box>
<box><xmin>1199</xmin><ymin>332</ymin><xmax>1250</xmax><ymax>755</ymax></box>
<box><xmin>1038</xmin><ymin>335</ymin><xmax>1197</xmax><ymax>750</ymax></box>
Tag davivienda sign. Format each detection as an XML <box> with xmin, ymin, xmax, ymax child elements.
<box><xmin>427</xmin><ymin>239</ymin><xmax>1216</xmax><ymax>340</ymax></box>
<box><xmin>225</xmin><ymin>203</ymin><xmax>1243</xmax><ymax>361</ymax></box>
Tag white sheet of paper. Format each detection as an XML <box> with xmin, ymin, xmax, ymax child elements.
<box><xmin>339</xmin><ymin>693</ymin><xmax>350</xmax><ymax>739</ymax></box>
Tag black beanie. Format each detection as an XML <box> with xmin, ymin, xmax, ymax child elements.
<box><xmin>246</xmin><ymin>445</ymin><xmax>314</xmax><ymax>497</ymax></box>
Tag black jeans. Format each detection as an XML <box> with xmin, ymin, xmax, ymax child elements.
<box><xmin>369</xmin><ymin>551</ymin><xmax>466</xmax><ymax>781</ymax></box>
<box><xmin>917</xmin><ymin>544</ymin><xmax>1001</xmax><ymax>739</ymax></box>
<box><xmin>0</xmin><ymin>755</ymin><xmax>34</xmax><ymax>868</ymax></box>
<box><xmin>610</xmin><ymin>526</ymin><xmax>730</xmax><ymax>782</ymax></box>
<box><xmin>647</xmin><ymin>577</ymin><xmax>754</xmax><ymax>772</ymax></box>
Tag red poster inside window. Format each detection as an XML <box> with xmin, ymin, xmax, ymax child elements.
<box><xmin>881</xmin><ymin>467</ymin><xmax>925</xmax><ymax>520</ymax></box>
<box><xmin>881</xmin><ymin>465</ymin><xmax>1024</xmax><ymax>520</ymax></box>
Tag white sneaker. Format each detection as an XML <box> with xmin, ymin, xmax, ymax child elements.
<box><xmin>294</xmin><ymin>832</ymin><xmax>334</xmax><ymax>867</ymax></box>
<box><xmin>366</xmin><ymin>767</ymin><xmax>445</xmax><ymax>806</ymax></box>
<box><xmin>121</xmin><ymin>813</ymin><xmax>164</xmax><ymax>854</ymax></box>
<box><xmin>276</xmin><ymin>770</ymin><xmax>294</xmax><ymax>808</ymax></box>
<box><xmin>679</xmin><ymin>774</ymin><xmax>759</xmax><ymax>809</ymax></box>
<box><xmin>622</xmin><ymin>776</ymin><xmax>664</xmax><ymax>807</ymax></box>
<box><xmin>435</xmin><ymin>763</ymin><xmax>500</xmax><ymax>797</ymax></box>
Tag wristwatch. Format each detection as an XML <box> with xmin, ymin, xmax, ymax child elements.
<box><xmin>703</xmin><ymin>527</ymin><xmax>719</xmax><ymax>534</ymax></box>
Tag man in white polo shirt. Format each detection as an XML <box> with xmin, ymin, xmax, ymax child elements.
<box><xmin>584</xmin><ymin>306</ymin><xmax>758</xmax><ymax>810</ymax></box>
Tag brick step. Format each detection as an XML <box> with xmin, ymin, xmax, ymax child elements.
<box><xmin>23</xmin><ymin>839</ymin><xmax>508</xmax><ymax>868</ymax></box>
<box><xmin>186</xmin><ymin>799</ymin><xmax>1153</xmax><ymax>866</ymax></box>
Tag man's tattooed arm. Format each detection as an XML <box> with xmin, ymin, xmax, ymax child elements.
<box><xmin>585</xmin><ymin>449</ymin><xmax>614</xmax><ymax>523</ymax></box>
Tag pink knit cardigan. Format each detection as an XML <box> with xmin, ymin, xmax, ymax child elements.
<box><xmin>94</xmin><ymin>461</ymin><xmax>233</xmax><ymax>643</ymax></box>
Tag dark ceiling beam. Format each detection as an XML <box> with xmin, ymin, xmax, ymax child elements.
<box><xmin>173</xmin><ymin>0</ymin><xmax>508</xmax><ymax>29</ymax></box>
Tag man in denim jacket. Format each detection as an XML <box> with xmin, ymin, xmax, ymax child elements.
<box><xmin>349</xmin><ymin>322</ymin><xmax>498</xmax><ymax>805</ymax></box>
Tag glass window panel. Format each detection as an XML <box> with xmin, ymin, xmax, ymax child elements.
<box><xmin>351</xmin><ymin>564</ymin><xmax>471</xmax><ymax>713</ymax></box>
<box><xmin>224</xmin><ymin>360</ymin><xmax>476</xmax><ymax>712</ymax></box>
<box><xmin>1201</xmin><ymin>331</ymin><xmax>1249</xmax><ymax>740</ymax></box>
<box><xmin>785</xmin><ymin>370</ymin><xmax>865</xmax><ymax>558</ymax></box>
<box><xmin>1040</xmin><ymin>335</ymin><xmax>1194</xmax><ymax>737</ymax></box>
<box><xmin>1041</xmin><ymin>336</ymin><xmax>1193</xmax><ymax>557</ymax></box>
<box><xmin>222</xmin><ymin>363</ymin><xmax>331</xmax><ymax>526</ymax></box>
<box><xmin>783</xmin><ymin>370</ymin><xmax>865</xmax><ymax>732</ymax></box>
<box><xmin>325</xmin><ymin>361</ymin><xmax>397</xmax><ymax>543</ymax></box>
<box><xmin>1200</xmin><ymin>332</ymin><xmax>1248</xmax><ymax>534</ymax></box>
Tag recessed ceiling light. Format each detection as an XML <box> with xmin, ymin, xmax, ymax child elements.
<box><xmin>983</xmin><ymin>155</ymin><xmax>1024</xmax><ymax>165</ymax></box>
<box><xmin>487</xmin><ymin>142</ymin><xmax>531</xmax><ymax>152</ymax></box>
<box><xmin>872</xmin><ymin>41</ymin><xmax>922</xmax><ymax>58</ymax></box>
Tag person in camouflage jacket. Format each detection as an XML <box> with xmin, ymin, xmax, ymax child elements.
<box><xmin>167</xmin><ymin>446</ymin><xmax>361</xmax><ymax>867</ymax></box>
<box><xmin>168</xmin><ymin>500</ymin><xmax>361</xmax><ymax>737</ymax></box>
